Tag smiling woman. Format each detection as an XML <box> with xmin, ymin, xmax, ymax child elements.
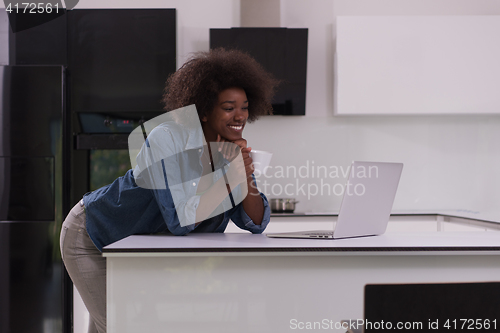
<box><xmin>60</xmin><ymin>48</ymin><xmax>279</xmax><ymax>333</ymax></box>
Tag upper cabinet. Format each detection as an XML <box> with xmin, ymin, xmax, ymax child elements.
<box><xmin>68</xmin><ymin>9</ymin><xmax>176</xmax><ymax>115</ymax></box>
<box><xmin>335</xmin><ymin>16</ymin><xmax>500</xmax><ymax>115</ymax></box>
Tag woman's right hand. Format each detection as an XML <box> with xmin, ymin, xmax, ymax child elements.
<box><xmin>216</xmin><ymin>135</ymin><xmax>247</xmax><ymax>186</ymax></box>
<box><xmin>215</xmin><ymin>134</ymin><xmax>240</xmax><ymax>162</ymax></box>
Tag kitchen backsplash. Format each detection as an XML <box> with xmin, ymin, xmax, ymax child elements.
<box><xmin>244</xmin><ymin>114</ymin><xmax>500</xmax><ymax>214</ymax></box>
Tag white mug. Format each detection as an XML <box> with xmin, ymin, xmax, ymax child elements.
<box><xmin>249</xmin><ymin>150</ymin><xmax>273</xmax><ymax>176</ymax></box>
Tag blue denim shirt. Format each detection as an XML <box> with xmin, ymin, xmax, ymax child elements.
<box><xmin>83</xmin><ymin>113</ymin><xmax>271</xmax><ymax>252</ymax></box>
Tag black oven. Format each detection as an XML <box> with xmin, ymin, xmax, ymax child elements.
<box><xmin>70</xmin><ymin>9</ymin><xmax>176</xmax><ymax>151</ymax></box>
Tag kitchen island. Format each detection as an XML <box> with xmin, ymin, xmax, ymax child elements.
<box><xmin>103</xmin><ymin>214</ymin><xmax>500</xmax><ymax>333</ymax></box>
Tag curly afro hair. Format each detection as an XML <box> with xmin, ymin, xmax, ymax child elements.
<box><xmin>162</xmin><ymin>48</ymin><xmax>280</xmax><ymax>122</ymax></box>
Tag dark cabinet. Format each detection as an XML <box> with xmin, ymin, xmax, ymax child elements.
<box><xmin>210</xmin><ymin>27</ymin><xmax>308</xmax><ymax>115</ymax></box>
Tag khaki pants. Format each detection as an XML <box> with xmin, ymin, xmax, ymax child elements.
<box><xmin>60</xmin><ymin>201</ymin><xmax>106</xmax><ymax>333</ymax></box>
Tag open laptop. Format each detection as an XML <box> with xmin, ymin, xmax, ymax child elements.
<box><xmin>266</xmin><ymin>161</ymin><xmax>403</xmax><ymax>239</ymax></box>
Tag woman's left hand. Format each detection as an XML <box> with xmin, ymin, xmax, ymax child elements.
<box><xmin>222</xmin><ymin>136</ymin><xmax>263</xmax><ymax>225</ymax></box>
<box><xmin>233</xmin><ymin>139</ymin><xmax>254</xmax><ymax>180</ymax></box>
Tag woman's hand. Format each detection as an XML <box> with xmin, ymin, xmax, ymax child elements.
<box><xmin>216</xmin><ymin>135</ymin><xmax>264</xmax><ymax>225</ymax></box>
<box><xmin>216</xmin><ymin>135</ymin><xmax>254</xmax><ymax>180</ymax></box>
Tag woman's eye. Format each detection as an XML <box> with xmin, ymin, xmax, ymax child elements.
<box><xmin>224</xmin><ymin>108</ymin><xmax>233</xmax><ymax>111</ymax></box>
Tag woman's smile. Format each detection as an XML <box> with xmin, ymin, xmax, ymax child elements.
<box><xmin>228</xmin><ymin>124</ymin><xmax>243</xmax><ymax>131</ymax></box>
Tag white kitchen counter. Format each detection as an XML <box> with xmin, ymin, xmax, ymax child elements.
<box><xmin>103</xmin><ymin>215</ymin><xmax>500</xmax><ymax>333</ymax></box>
<box><xmin>103</xmin><ymin>231</ymin><xmax>500</xmax><ymax>257</ymax></box>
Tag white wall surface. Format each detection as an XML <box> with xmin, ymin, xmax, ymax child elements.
<box><xmin>3</xmin><ymin>0</ymin><xmax>498</xmax><ymax>215</ymax></box>
<box><xmin>250</xmin><ymin>0</ymin><xmax>500</xmax><ymax>215</ymax></box>
<box><xmin>0</xmin><ymin>10</ymin><xmax>8</xmax><ymax>65</ymax></box>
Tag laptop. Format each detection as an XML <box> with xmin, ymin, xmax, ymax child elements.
<box><xmin>266</xmin><ymin>161</ymin><xmax>403</xmax><ymax>239</ymax></box>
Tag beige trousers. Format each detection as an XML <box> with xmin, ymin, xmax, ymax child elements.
<box><xmin>60</xmin><ymin>201</ymin><xmax>106</xmax><ymax>333</ymax></box>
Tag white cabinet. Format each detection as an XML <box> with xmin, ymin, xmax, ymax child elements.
<box><xmin>335</xmin><ymin>16</ymin><xmax>500</xmax><ymax>115</ymax></box>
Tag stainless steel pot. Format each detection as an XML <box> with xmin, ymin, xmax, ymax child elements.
<box><xmin>270</xmin><ymin>198</ymin><xmax>299</xmax><ymax>213</ymax></box>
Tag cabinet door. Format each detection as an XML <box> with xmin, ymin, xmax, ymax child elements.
<box><xmin>335</xmin><ymin>16</ymin><xmax>500</xmax><ymax>115</ymax></box>
<box><xmin>68</xmin><ymin>9</ymin><xmax>176</xmax><ymax>114</ymax></box>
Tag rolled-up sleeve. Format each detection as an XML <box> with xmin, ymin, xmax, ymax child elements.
<box><xmin>229</xmin><ymin>190</ymin><xmax>271</xmax><ymax>233</ymax></box>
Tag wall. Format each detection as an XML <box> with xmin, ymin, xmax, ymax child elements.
<box><xmin>2</xmin><ymin>0</ymin><xmax>499</xmax><ymax>216</ymax></box>
<box><xmin>76</xmin><ymin>0</ymin><xmax>500</xmax><ymax>215</ymax></box>
<box><xmin>248</xmin><ymin>0</ymin><xmax>500</xmax><ymax>215</ymax></box>
<box><xmin>256</xmin><ymin>0</ymin><xmax>500</xmax><ymax>215</ymax></box>
<box><xmin>0</xmin><ymin>10</ymin><xmax>8</xmax><ymax>64</ymax></box>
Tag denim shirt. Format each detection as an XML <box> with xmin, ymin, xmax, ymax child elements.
<box><xmin>83</xmin><ymin>114</ymin><xmax>271</xmax><ymax>252</ymax></box>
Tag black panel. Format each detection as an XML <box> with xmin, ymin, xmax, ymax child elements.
<box><xmin>210</xmin><ymin>27</ymin><xmax>308</xmax><ymax>115</ymax></box>
<box><xmin>0</xmin><ymin>157</ymin><xmax>55</xmax><ymax>221</ymax></box>
<box><xmin>364</xmin><ymin>283</ymin><xmax>500</xmax><ymax>332</ymax></box>
<box><xmin>0</xmin><ymin>65</ymin><xmax>63</xmax><ymax>333</ymax></box>
<box><xmin>68</xmin><ymin>9</ymin><xmax>176</xmax><ymax>115</ymax></box>
<box><xmin>76</xmin><ymin>133</ymin><xmax>129</xmax><ymax>150</ymax></box>
<box><xmin>0</xmin><ymin>66</ymin><xmax>63</xmax><ymax>156</ymax></box>
<box><xmin>0</xmin><ymin>221</ymin><xmax>63</xmax><ymax>333</ymax></box>
<box><xmin>0</xmin><ymin>223</ymin><xmax>8</xmax><ymax>333</ymax></box>
<box><xmin>8</xmin><ymin>10</ymin><xmax>67</xmax><ymax>65</ymax></box>
<box><xmin>77</xmin><ymin>112</ymin><xmax>163</xmax><ymax>134</ymax></box>
<box><xmin>284</xmin><ymin>29</ymin><xmax>307</xmax><ymax>115</ymax></box>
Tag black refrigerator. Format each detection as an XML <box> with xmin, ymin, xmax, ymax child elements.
<box><xmin>0</xmin><ymin>8</ymin><xmax>176</xmax><ymax>333</ymax></box>
<box><xmin>0</xmin><ymin>65</ymin><xmax>64</xmax><ymax>333</ymax></box>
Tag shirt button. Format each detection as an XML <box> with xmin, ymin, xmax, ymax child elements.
<box><xmin>198</xmin><ymin>149</ymin><xmax>202</xmax><ymax>152</ymax></box>
<box><xmin>192</xmin><ymin>182</ymin><xmax>196</xmax><ymax>186</ymax></box>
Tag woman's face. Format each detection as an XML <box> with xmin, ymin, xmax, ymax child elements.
<box><xmin>202</xmin><ymin>87</ymin><xmax>249</xmax><ymax>142</ymax></box>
